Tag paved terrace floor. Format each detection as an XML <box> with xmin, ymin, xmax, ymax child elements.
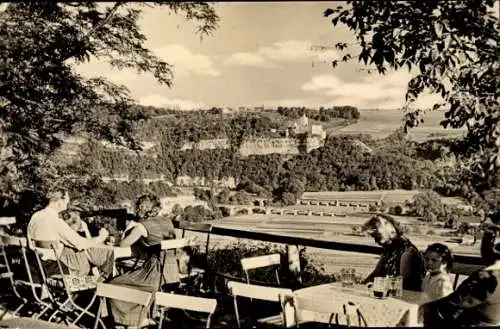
<box><xmin>0</xmin><ymin>317</ymin><xmax>79</xmax><ymax>329</ymax></box>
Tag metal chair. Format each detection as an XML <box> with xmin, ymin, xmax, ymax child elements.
<box><xmin>31</xmin><ymin>239</ymin><xmax>101</xmax><ymax>326</ymax></box>
<box><xmin>159</xmin><ymin>238</ymin><xmax>205</xmax><ymax>290</ymax></box>
<box><xmin>228</xmin><ymin>280</ymin><xmax>294</xmax><ymax>328</ymax></box>
<box><xmin>155</xmin><ymin>292</ymin><xmax>217</xmax><ymax>329</ymax></box>
<box><xmin>93</xmin><ymin>283</ymin><xmax>152</xmax><ymax>329</ymax></box>
<box><xmin>157</xmin><ymin>238</ymin><xmax>208</xmax><ymax>323</ymax></box>
<box><xmin>241</xmin><ymin>253</ymin><xmax>282</xmax><ymax>285</ymax></box>
<box><xmin>1</xmin><ymin>234</ymin><xmax>55</xmax><ymax>320</ymax></box>
<box><xmin>0</xmin><ymin>235</ymin><xmax>26</xmax><ymax>319</ymax></box>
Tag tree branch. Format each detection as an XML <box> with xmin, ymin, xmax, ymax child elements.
<box><xmin>62</xmin><ymin>2</ymin><xmax>126</xmax><ymax>63</ymax></box>
<box><xmin>85</xmin><ymin>2</ymin><xmax>124</xmax><ymax>39</ymax></box>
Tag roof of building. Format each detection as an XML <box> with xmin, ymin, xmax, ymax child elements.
<box><xmin>301</xmin><ymin>191</ymin><xmax>385</xmax><ymax>202</ymax></box>
<box><xmin>301</xmin><ymin>189</ymin><xmax>425</xmax><ymax>203</ymax></box>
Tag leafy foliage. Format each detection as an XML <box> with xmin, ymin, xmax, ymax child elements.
<box><xmin>0</xmin><ymin>2</ymin><xmax>218</xmax><ymax>216</ymax></box>
<box><xmin>405</xmin><ymin>190</ymin><xmax>446</xmax><ymax>222</ymax></box>
<box><xmin>324</xmin><ymin>1</ymin><xmax>499</xmax><ymax>191</ymax></box>
<box><xmin>86</xmin><ymin>129</ymin><xmax>474</xmax><ymax>199</ymax></box>
<box><xmin>206</xmin><ymin>240</ymin><xmax>337</xmax><ymax>289</ymax></box>
<box><xmin>277</xmin><ymin>106</ymin><xmax>360</xmax><ymax>121</ymax></box>
<box><xmin>181</xmin><ymin>205</ymin><xmax>218</xmax><ymax>223</ymax></box>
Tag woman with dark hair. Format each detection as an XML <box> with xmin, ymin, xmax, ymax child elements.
<box><xmin>60</xmin><ymin>207</ymin><xmax>92</xmax><ymax>238</ymax></box>
<box><xmin>361</xmin><ymin>214</ymin><xmax>426</xmax><ymax>291</ymax></box>
<box><xmin>107</xmin><ymin>194</ymin><xmax>179</xmax><ymax>329</ymax></box>
<box><xmin>420</xmin><ymin>212</ymin><xmax>500</xmax><ymax>327</ymax></box>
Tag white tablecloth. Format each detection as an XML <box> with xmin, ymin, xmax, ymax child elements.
<box><xmin>292</xmin><ymin>283</ymin><xmax>427</xmax><ymax>327</ymax></box>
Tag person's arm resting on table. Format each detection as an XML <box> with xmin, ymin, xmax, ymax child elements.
<box><xmin>363</xmin><ymin>255</ymin><xmax>384</xmax><ymax>284</ymax></box>
<box><xmin>80</xmin><ymin>221</ymin><xmax>92</xmax><ymax>239</ymax></box>
<box><xmin>58</xmin><ymin>219</ymin><xmax>108</xmax><ymax>250</ymax></box>
<box><xmin>119</xmin><ymin>224</ymin><xmax>147</xmax><ymax>247</ymax></box>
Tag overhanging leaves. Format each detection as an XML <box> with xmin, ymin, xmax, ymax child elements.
<box><xmin>324</xmin><ymin>0</ymin><xmax>500</xmax><ymax>189</ymax></box>
<box><xmin>0</xmin><ymin>2</ymin><xmax>219</xmax><ymax>207</ymax></box>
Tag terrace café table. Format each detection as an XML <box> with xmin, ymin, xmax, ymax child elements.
<box><xmin>291</xmin><ymin>282</ymin><xmax>428</xmax><ymax>327</ymax></box>
<box><xmin>97</xmin><ymin>244</ymin><xmax>132</xmax><ymax>259</ymax></box>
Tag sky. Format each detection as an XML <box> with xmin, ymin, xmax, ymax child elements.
<box><xmin>75</xmin><ymin>1</ymin><xmax>497</xmax><ymax>111</ymax></box>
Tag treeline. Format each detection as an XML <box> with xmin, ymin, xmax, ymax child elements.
<box><xmin>277</xmin><ymin>106</ymin><xmax>360</xmax><ymax>120</ymax></box>
<box><xmin>136</xmin><ymin>112</ymin><xmax>284</xmax><ymax>149</ymax></box>
<box><xmin>132</xmin><ymin>104</ymin><xmax>360</xmax><ymax>122</ymax></box>
<box><xmin>64</xmin><ymin>175</ymin><xmax>177</xmax><ymax>208</ymax></box>
<box><xmin>282</xmin><ymin>135</ymin><xmax>437</xmax><ymax>192</ymax></box>
<box><xmin>133</xmin><ymin>105</ymin><xmax>358</xmax><ymax>148</ymax></box>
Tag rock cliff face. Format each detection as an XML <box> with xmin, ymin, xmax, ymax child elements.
<box><xmin>175</xmin><ymin>175</ymin><xmax>236</xmax><ymax>188</ymax></box>
<box><xmin>179</xmin><ymin>135</ymin><xmax>326</xmax><ymax>156</ymax></box>
<box><xmin>239</xmin><ymin>138</ymin><xmax>300</xmax><ymax>156</ymax></box>
<box><xmin>180</xmin><ymin>138</ymin><xmax>230</xmax><ymax>151</ymax></box>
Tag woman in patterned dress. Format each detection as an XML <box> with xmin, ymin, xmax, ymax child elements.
<box><xmin>361</xmin><ymin>214</ymin><xmax>426</xmax><ymax>291</ymax></box>
<box><xmin>107</xmin><ymin>194</ymin><xmax>179</xmax><ymax>329</ymax></box>
<box><xmin>420</xmin><ymin>211</ymin><xmax>500</xmax><ymax>327</ymax></box>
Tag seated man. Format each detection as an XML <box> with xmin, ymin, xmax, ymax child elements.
<box><xmin>27</xmin><ymin>190</ymin><xmax>114</xmax><ymax>279</ymax></box>
<box><xmin>361</xmin><ymin>214</ymin><xmax>425</xmax><ymax>291</ymax></box>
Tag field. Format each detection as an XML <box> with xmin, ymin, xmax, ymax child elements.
<box><xmin>329</xmin><ymin>109</ymin><xmax>466</xmax><ymax>141</ymax></box>
<box><xmin>207</xmin><ymin>214</ymin><xmax>480</xmax><ymax>254</ymax></box>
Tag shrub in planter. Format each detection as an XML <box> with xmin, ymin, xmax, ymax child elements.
<box><xmin>205</xmin><ymin>240</ymin><xmax>336</xmax><ymax>292</ymax></box>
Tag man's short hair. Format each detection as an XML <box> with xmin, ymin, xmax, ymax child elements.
<box><xmin>47</xmin><ymin>189</ymin><xmax>67</xmax><ymax>202</ymax></box>
<box><xmin>362</xmin><ymin>213</ymin><xmax>403</xmax><ymax>236</ymax></box>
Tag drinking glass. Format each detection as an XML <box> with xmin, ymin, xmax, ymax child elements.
<box><xmin>341</xmin><ymin>268</ymin><xmax>356</xmax><ymax>287</ymax></box>
<box><xmin>105</xmin><ymin>236</ymin><xmax>116</xmax><ymax>246</ymax></box>
<box><xmin>390</xmin><ymin>276</ymin><xmax>403</xmax><ymax>297</ymax></box>
<box><xmin>372</xmin><ymin>277</ymin><xmax>389</xmax><ymax>299</ymax></box>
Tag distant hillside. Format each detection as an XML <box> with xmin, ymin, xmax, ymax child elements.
<box><xmin>48</xmin><ymin>104</ymin><xmax>495</xmax><ymax>212</ymax></box>
<box><xmin>331</xmin><ymin>109</ymin><xmax>466</xmax><ymax>141</ymax></box>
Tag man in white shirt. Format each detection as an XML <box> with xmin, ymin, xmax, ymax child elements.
<box><xmin>27</xmin><ymin>190</ymin><xmax>114</xmax><ymax>278</ymax></box>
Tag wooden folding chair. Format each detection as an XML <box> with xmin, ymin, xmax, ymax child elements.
<box><xmin>93</xmin><ymin>283</ymin><xmax>153</xmax><ymax>329</ymax></box>
<box><xmin>155</xmin><ymin>292</ymin><xmax>217</xmax><ymax>329</ymax></box>
<box><xmin>292</xmin><ymin>295</ymin><xmax>367</xmax><ymax>328</ymax></box>
<box><xmin>241</xmin><ymin>253</ymin><xmax>281</xmax><ymax>285</ymax></box>
<box><xmin>31</xmin><ymin>239</ymin><xmax>101</xmax><ymax>326</ymax></box>
<box><xmin>227</xmin><ymin>281</ymin><xmax>293</xmax><ymax>328</ymax></box>
<box><xmin>1</xmin><ymin>234</ymin><xmax>54</xmax><ymax>320</ymax></box>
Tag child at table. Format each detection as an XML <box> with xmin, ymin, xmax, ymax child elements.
<box><xmin>422</xmin><ymin>243</ymin><xmax>454</xmax><ymax>301</ymax></box>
